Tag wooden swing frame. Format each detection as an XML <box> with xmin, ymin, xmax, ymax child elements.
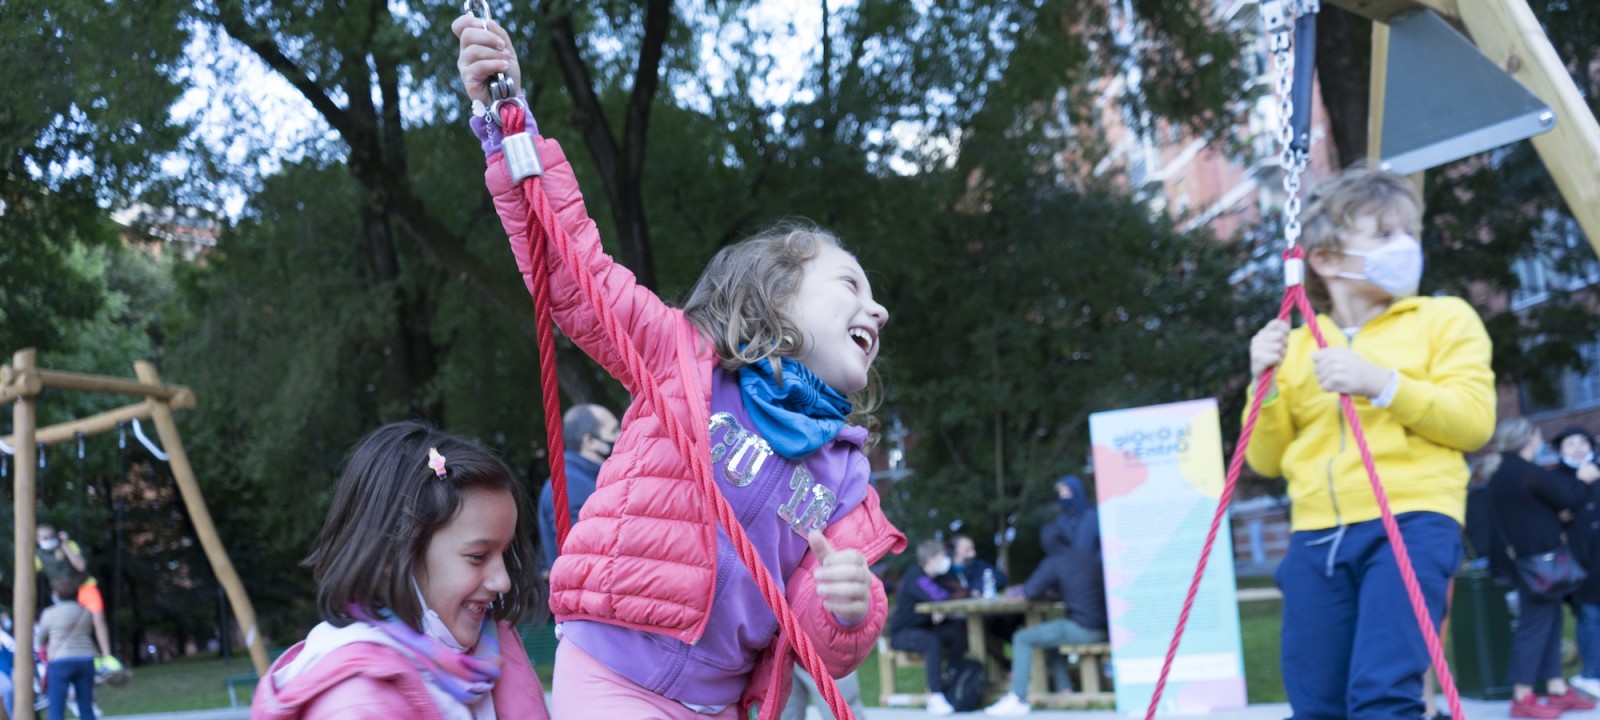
<box><xmin>0</xmin><ymin>348</ymin><xmax>268</xmax><ymax>716</ymax></box>
<box><xmin>1327</xmin><ymin>0</ymin><xmax>1600</xmax><ymax>251</ymax></box>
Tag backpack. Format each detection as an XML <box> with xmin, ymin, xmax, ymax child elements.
<box><xmin>942</xmin><ymin>657</ymin><xmax>988</xmax><ymax>712</ymax></box>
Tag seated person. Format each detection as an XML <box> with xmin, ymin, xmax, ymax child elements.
<box><xmin>953</xmin><ymin>533</ymin><xmax>1020</xmax><ymax>663</ymax></box>
<box><xmin>985</xmin><ymin>475</ymin><xmax>1109</xmax><ymax>717</ymax></box>
<box><xmin>891</xmin><ymin>538</ymin><xmax>969</xmax><ymax>717</ymax></box>
<box><xmin>952</xmin><ymin>533</ymin><xmax>1007</xmax><ymax>596</ymax></box>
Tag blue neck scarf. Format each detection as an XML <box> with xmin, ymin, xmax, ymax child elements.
<box><xmin>738</xmin><ymin>357</ymin><xmax>852</xmax><ymax>459</ymax></box>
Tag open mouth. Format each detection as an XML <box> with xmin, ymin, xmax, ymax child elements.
<box><xmin>848</xmin><ymin>327</ymin><xmax>875</xmax><ymax>355</ymax></box>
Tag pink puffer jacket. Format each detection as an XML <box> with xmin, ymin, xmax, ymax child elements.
<box><xmin>485</xmin><ymin>136</ymin><xmax>906</xmax><ymax>711</ymax></box>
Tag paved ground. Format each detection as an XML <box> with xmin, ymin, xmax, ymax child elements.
<box><xmin>104</xmin><ymin>696</ymin><xmax>1523</xmax><ymax>719</ymax></box>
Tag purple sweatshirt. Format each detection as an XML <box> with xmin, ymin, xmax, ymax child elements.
<box><xmin>561</xmin><ymin>368</ymin><xmax>870</xmax><ymax>705</ymax></box>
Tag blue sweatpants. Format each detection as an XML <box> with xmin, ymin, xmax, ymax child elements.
<box><xmin>1277</xmin><ymin>512</ymin><xmax>1460</xmax><ymax>720</ymax></box>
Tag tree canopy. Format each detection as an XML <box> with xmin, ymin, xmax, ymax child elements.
<box><xmin>5</xmin><ymin>0</ymin><xmax>1600</xmax><ymax>636</ymax></box>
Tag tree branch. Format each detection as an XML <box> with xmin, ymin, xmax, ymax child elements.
<box><xmin>210</xmin><ymin>9</ymin><xmax>358</xmax><ymax>151</ymax></box>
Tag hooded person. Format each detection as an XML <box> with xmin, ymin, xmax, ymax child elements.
<box><xmin>983</xmin><ymin>475</ymin><xmax>1110</xmax><ymax>717</ymax></box>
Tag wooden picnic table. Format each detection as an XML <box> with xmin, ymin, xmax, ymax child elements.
<box><xmin>914</xmin><ymin>596</ymin><xmax>1066</xmax><ymax>697</ymax></box>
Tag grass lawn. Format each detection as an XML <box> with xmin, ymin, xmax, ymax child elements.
<box><xmin>96</xmin><ymin>653</ymin><xmax>262</xmax><ymax>714</ymax></box>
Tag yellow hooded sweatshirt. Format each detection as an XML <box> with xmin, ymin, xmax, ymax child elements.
<box><xmin>1245</xmin><ymin>295</ymin><xmax>1495</xmax><ymax>532</ymax></box>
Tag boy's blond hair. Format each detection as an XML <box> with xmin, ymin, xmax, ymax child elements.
<box><xmin>1299</xmin><ymin>168</ymin><xmax>1422</xmax><ymax>309</ymax></box>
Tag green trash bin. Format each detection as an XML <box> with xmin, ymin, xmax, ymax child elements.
<box><xmin>1452</xmin><ymin>564</ymin><xmax>1514</xmax><ymax>700</ymax></box>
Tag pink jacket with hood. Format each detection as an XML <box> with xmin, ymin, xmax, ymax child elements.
<box><xmin>249</xmin><ymin>621</ymin><xmax>548</xmax><ymax>720</ymax></box>
<box><xmin>482</xmin><ymin>129</ymin><xmax>906</xmax><ymax>714</ymax></box>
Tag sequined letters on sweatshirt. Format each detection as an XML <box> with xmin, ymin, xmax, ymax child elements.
<box><xmin>709</xmin><ymin>411</ymin><xmax>836</xmax><ymax>536</ymax></box>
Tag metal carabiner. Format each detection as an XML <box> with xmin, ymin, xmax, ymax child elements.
<box><xmin>462</xmin><ymin>0</ymin><xmax>516</xmax><ymax>105</ymax></box>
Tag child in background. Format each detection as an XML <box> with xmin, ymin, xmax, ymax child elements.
<box><xmin>1245</xmin><ymin>168</ymin><xmax>1496</xmax><ymax>719</ymax></box>
<box><xmin>38</xmin><ymin>576</ymin><xmax>98</xmax><ymax>720</ymax></box>
<box><xmin>455</xmin><ymin>16</ymin><xmax>905</xmax><ymax>720</ymax></box>
<box><xmin>889</xmin><ymin>540</ymin><xmax>969</xmax><ymax>716</ymax></box>
<box><xmin>251</xmin><ymin>421</ymin><xmax>548</xmax><ymax>719</ymax></box>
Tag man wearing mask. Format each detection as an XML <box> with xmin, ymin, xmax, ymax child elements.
<box><xmin>951</xmin><ymin>534</ymin><xmax>1007</xmax><ymax>596</ymax></box>
<box><xmin>984</xmin><ymin>475</ymin><xmax>1109</xmax><ymax>717</ymax></box>
<box><xmin>537</xmin><ymin>404</ymin><xmax>620</xmax><ymax>580</ymax></box>
<box><xmin>34</xmin><ymin>524</ymin><xmax>122</xmax><ymax>675</ymax></box>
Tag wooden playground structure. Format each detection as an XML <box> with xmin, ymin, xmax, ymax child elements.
<box><xmin>1328</xmin><ymin>0</ymin><xmax>1600</xmax><ymax>244</ymax></box>
<box><xmin>0</xmin><ymin>349</ymin><xmax>267</xmax><ymax>716</ymax></box>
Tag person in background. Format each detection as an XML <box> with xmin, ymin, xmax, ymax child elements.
<box><xmin>34</xmin><ymin>524</ymin><xmax>121</xmax><ymax>675</ymax></box>
<box><xmin>1553</xmin><ymin>427</ymin><xmax>1600</xmax><ymax>699</ymax></box>
<box><xmin>984</xmin><ymin>475</ymin><xmax>1108</xmax><ymax>717</ymax></box>
<box><xmin>536</xmin><ymin>403</ymin><xmax>619</xmax><ymax>580</ymax></box>
<box><xmin>1482</xmin><ymin>418</ymin><xmax>1597</xmax><ymax>717</ymax></box>
<box><xmin>890</xmin><ymin>539</ymin><xmax>969</xmax><ymax>716</ymax></box>
<box><xmin>37</xmin><ymin>576</ymin><xmax>99</xmax><ymax>720</ymax></box>
<box><xmin>951</xmin><ymin>534</ymin><xmax>1006</xmax><ymax>597</ymax></box>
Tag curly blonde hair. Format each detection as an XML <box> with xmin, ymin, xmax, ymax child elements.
<box><xmin>1299</xmin><ymin>169</ymin><xmax>1422</xmax><ymax>309</ymax></box>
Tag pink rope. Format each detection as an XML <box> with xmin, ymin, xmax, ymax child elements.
<box><xmin>499</xmin><ymin>104</ymin><xmax>853</xmax><ymax>720</ymax></box>
<box><xmin>1144</xmin><ymin>247</ymin><xmax>1463</xmax><ymax>720</ymax></box>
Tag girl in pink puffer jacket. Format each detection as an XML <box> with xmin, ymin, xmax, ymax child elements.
<box><xmin>250</xmin><ymin>422</ymin><xmax>549</xmax><ymax>720</ymax></box>
<box><xmin>455</xmin><ymin>14</ymin><xmax>906</xmax><ymax>720</ymax></box>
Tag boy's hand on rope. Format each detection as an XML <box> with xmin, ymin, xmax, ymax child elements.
<box><xmin>1249</xmin><ymin>319</ymin><xmax>1290</xmax><ymax>381</ymax></box>
<box><xmin>808</xmin><ymin>531</ymin><xmax>871</xmax><ymax>624</ymax></box>
<box><xmin>452</xmin><ymin>14</ymin><xmax>522</xmax><ymax>105</ymax></box>
<box><xmin>1312</xmin><ymin>347</ymin><xmax>1390</xmax><ymax>398</ymax></box>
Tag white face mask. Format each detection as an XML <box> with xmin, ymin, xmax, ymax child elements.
<box><xmin>1337</xmin><ymin>233</ymin><xmax>1423</xmax><ymax>298</ymax></box>
<box><xmin>413</xmin><ymin>580</ymin><xmax>468</xmax><ymax>651</ymax></box>
<box><xmin>38</xmin><ymin>539</ymin><xmax>59</xmax><ymax>552</ymax></box>
<box><xmin>928</xmin><ymin>556</ymin><xmax>952</xmax><ymax>576</ymax></box>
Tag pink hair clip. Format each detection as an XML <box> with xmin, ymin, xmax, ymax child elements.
<box><xmin>427</xmin><ymin>447</ymin><xmax>447</xmax><ymax>478</ymax></box>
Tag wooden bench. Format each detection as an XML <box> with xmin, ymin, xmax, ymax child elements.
<box><xmin>1031</xmin><ymin>642</ymin><xmax>1114</xmax><ymax>708</ymax></box>
<box><xmin>875</xmin><ymin>635</ymin><xmax>931</xmax><ymax>707</ymax></box>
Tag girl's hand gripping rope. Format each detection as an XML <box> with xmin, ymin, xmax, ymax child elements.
<box><xmin>808</xmin><ymin>531</ymin><xmax>872</xmax><ymax>624</ymax></box>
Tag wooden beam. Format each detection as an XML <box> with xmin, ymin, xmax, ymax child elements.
<box><xmin>11</xmin><ymin>351</ymin><xmax>39</xmax><ymax>715</ymax></box>
<box><xmin>0</xmin><ymin>398</ymin><xmax>193</xmax><ymax>448</ymax></box>
<box><xmin>134</xmin><ymin>361</ymin><xmax>269</xmax><ymax>675</ymax></box>
<box><xmin>1367</xmin><ymin>19</ymin><xmax>1392</xmax><ymax>164</ymax></box>
<box><xmin>1323</xmin><ymin>0</ymin><xmax>1459</xmax><ymax>22</ymax></box>
<box><xmin>0</xmin><ymin>365</ymin><xmax>42</xmax><ymax>405</ymax></box>
<box><xmin>33</xmin><ymin>368</ymin><xmax>188</xmax><ymax>402</ymax></box>
<box><xmin>1456</xmin><ymin>0</ymin><xmax>1600</xmax><ymax>260</ymax></box>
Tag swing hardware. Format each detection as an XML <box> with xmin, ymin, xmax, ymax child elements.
<box><xmin>463</xmin><ymin>0</ymin><xmax>518</xmax><ymax>127</ymax></box>
<box><xmin>1262</xmin><ymin>0</ymin><xmax>1314</xmax><ymax>262</ymax></box>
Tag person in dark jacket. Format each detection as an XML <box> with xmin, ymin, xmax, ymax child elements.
<box><xmin>1483</xmin><ymin>418</ymin><xmax>1598</xmax><ymax>717</ymax></box>
<box><xmin>535</xmin><ymin>404</ymin><xmax>618</xmax><ymax>579</ymax></box>
<box><xmin>1550</xmin><ymin>426</ymin><xmax>1600</xmax><ymax>698</ymax></box>
<box><xmin>983</xmin><ymin>475</ymin><xmax>1108</xmax><ymax>717</ymax></box>
<box><xmin>890</xmin><ymin>539</ymin><xmax>969</xmax><ymax>716</ymax></box>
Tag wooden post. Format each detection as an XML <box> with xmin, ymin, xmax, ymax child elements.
<box><xmin>133</xmin><ymin>361</ymin><xmax>269</xmax><ymax>675</ymax></box>
<box><xmin>1366</xmin><ymin>21</ymin><xmax>1428</xmax><ymax>203</ymax></box>
<box><xmin>11</xmin><ymin>350</ymin><xmax>39</xmax><ymax>715</ymax></box>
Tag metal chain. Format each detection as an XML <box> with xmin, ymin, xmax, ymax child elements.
<box><xmin>1260</xmin><ymin>0</ymin><xmax>1314</xmax><ymax>250</ymax></box>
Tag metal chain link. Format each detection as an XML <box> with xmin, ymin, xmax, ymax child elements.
<box><xmin>1260</xmin><ymin>0</ymin><xmax>1314</xmax><ymax>250</ymax></box>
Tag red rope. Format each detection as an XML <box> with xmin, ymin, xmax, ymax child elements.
<box><xmin>502</xmin><ymin>109</ymin><xmax>573</xmax><ymax>550</ymax></box>
<box><xmin>500</xmin><ymin>104</ymin><xmax>852</xmax><ymax>720</ymax></box>
<box><xmin>1143</xmin><ymin>247</ymin><xmax>1463</xmax><ymax>720</ymax></box>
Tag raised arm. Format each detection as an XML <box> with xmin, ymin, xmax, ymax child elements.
<box><xmin>456</xmin><ymin>15</ymin><xmax>683</xmax><ymax>387</ymax></box>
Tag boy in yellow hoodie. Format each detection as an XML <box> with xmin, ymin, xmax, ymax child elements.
<box><xmin>1246</xmin><ymin>168</ymin><xmax>1494</xmax><ymax>720</ymax></box>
